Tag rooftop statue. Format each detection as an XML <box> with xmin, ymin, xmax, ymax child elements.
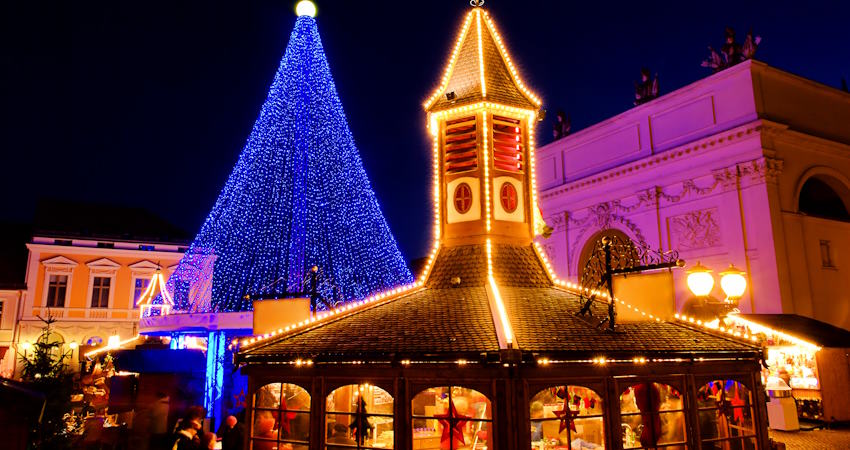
<box><xmin>634</xmin><ymin>68</ymin><xmax>659</xmax><ymax>106</ymax></box>
<box><xmin>702</xmin><ymin>27</ymin><xmax>761</xmax><ymax>72</ymax></box>
<box><xmin>552</xmin><ymin>110</ymin><xmax>571</xmax><ymax>140</ymax></box>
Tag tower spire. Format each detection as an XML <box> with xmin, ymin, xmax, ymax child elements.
<box><xmin>422</xmin><ymin>7</ymin><xmax>543</xmax><ymax>253</ymax></box>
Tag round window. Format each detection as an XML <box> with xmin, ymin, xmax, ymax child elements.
<box><xmin>454</xmin><ymin>183</ymin><xmax>473</xmax><ymax>214</ymax></box>
<box><xmin>500</xmin><ymin>182</ymin><xmax>518</xmax><ymax>213</ymax></box>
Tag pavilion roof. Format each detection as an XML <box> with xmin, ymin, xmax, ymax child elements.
<box><xmin>236</xmin><ymin>244</ymin><xmax>760</xmax><ymax>364</ymax></box>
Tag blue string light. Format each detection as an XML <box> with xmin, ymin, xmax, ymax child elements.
<box><xmin>163</xmin><ymin>15</ymin><xmax>412</xmax><ymax>313</ymax></box>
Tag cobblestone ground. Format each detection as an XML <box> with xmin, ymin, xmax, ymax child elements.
<box><xmin>770</xmin><ymin>427</ymin><xmax>850</xmax><ymax>449</ymax></box>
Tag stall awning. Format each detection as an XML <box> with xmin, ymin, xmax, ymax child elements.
<box><xmin>734</xmin><ymin>314</ymin><xmax>850</xmax><ymax>348</ymax></box>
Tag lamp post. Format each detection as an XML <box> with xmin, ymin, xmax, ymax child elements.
<box><xmin>685</xmin><ymin>262</ymin><xmax>748</xmax><ymax>320</ymax></box>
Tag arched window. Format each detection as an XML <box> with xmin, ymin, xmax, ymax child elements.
<box><xmin>530</xmin><ymin>385</ymin><xmax>605</xmax><ymax>449</ymax></box>
<box><xmin>411</xmin><ymin>386</ymin><xmax>492</xmax><ymax>450</ymax></box>
<box><xmin>620</xmin><ymin>382</ymin><xmax>686</xmax><ymax>449</ymax></box>
<box><xmin>798</xmin><ymin>176</ymin><xmax>850</xmax><ymax>221</ymax></box>
<box><xmin>251</xmin><ymin>383</ymin><xmax>310</xmax><ymax>450</ymax></box>
<box><xmin>697</xmin><ymin>380</ymin><xmax>756</xmax><ymax>447</ymax></box>
<box><xmin>325</xmin><ymin>383</ymin><xmax>394</xmax><ymax>449</ymax></box>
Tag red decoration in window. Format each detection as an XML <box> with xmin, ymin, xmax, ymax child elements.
<box><xmin>454</xmin><ymin>183</ymin><xmax>473</xmax><ymax>214</ymax></box>
<box><xmin>434</xmin><ymin>399</ymin><xmax>472</xmax><ymax>448</ymax></box>
<box><xmin>500</xmin><ymin>182</ymin><xmax>518</xmax><ymax>213</ymax></box>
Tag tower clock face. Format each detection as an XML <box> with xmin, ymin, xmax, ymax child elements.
<box><xmin>454</xmin><ymin>182</ymin><xmax>473</xmax><ymax>214</ymax></box>
<box><xmin>500</xmin><ymin>182</ymin><xmax>518</xmax><ymax>213</ymax></box>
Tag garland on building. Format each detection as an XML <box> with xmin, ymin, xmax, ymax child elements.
<box><xmin>164</xmin><ymin>12</ymin><xmax>412</xmax><ymax>313</ymax></box>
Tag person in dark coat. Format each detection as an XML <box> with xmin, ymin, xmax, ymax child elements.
<box><xmin>171</xmin><ymin>419</ymin><xmax>200</xmax><ymax>450</ymax></box>
<box><xmin>216</xmin><ymin>415</ymin><xmax>245</xmax><ymax>450</ymax></box>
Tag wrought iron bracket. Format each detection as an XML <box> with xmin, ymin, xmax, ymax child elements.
<box><xmin>576</xmin><ymin>235</ymin><xmax>683</xmax><ymax>331</ymax></box>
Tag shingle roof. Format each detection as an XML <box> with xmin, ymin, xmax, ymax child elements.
<box><xmin>238</xmin><ymin>243</ymin><xmax>759</xmax><ymax>363</ymax></box>
<box><xmin>240</xmin><ymin>287</ymin><xmax>500</xmax><ymax>362</ymax></box>
<box><xmin>502</xmin><ymin>286</ymin><xmax>757</xmax><ymax>355</ymax></box>
<box><xmin>426</xmin><ymin>9</ymin><xmax>538</xmax><ymax>113</ymax></box>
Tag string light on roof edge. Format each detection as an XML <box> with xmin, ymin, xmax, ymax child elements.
<box><xmin>163</xmin><ymin>8</ymin><xmax>412</xmax><ymax>313</ymax></box>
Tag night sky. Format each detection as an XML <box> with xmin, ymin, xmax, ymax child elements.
<box><xmin>2</xmin><ymin>0</ymin><xmax>849</xmax><ymax>261</ymax></box>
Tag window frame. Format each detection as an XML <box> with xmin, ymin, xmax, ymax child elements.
<box><xmin>618</xmin><ymin>380</ymin><xmax>688</xmax><ymax>450</ymax></box>
<box><xmin>325</xmin><ymin>383</ymin><xmax>395</xmax><ymax>450</ymax></box>
<box><xmin>410</xmin><ymin>385</ymin><xmax>493</xmax><ymax>450</ymax></box>
<box><xmin>89</xmin><ymin>276</ymin><xmax>112</xmax><ymax>309</ymax></box>
<box><xmin>695</xmin><ymin>378</ymin><xmax>758</xmax><ymax>448</ymax></box>
<box><xmin>529</xmin><ymin>384</ymin><xmax>606</xmax><ymax>449</ymax></box>
<box><xmin>131</xmin><ymin>276</ymin><xmax>152</xmax><ymax>308</ymax></box>
<box><xmin>46</xmin><ymin>274</ymin><xmax>69</xmax><ymax>308</ymax></box>
<box><xmin>41</xmin><ymin>256</ymin><xmax>77</xmax><ymax>308</ymax></box>
<box><xmin>251</xmin><ymin>382</ymin><xmax>312</xmax><ymax>449</ymax></box>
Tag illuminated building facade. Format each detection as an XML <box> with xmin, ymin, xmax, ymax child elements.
<box><xmin>8</xmin><ymin>201</ymin><xmax>187</xmax><ymax>375</ymax></box>
<box><xmin>236</xmin><ymin>5</ymin><xmax>769</xmax><ymax>450</ymax></box>
<box><xmin>536</xmin><ymin>60</ymin><xmax>850</xmax><ymax>333</ymax></box>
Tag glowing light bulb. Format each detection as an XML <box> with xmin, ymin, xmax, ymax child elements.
<box><xmin>686</xmin><ymin>262</ymin><xmax>714</xmax><ymax>297</ymax></box>
<box><xmin>720</xmin><ymin>264</ymin><xmax>747</xmax><ymax>300</ymax></box>
<box><xmin>295</xmin><ymin>0</ymin><xmax>316</xmax><ymax>17</ymax></box>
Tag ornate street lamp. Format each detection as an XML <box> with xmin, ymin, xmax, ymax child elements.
<box><xmin>720</xmin><ymin>264</ymin><xmax>747</xmax><ymax>305</ymax></box>
<box><xmin>686</xmin><ymin>261</ymin><xmax>714</xmax><ymax>298</ymax></box>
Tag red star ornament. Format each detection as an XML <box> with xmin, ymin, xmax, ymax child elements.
<box><xmin>552</xmin><ymin>398</ymin><xmax>580</xmax><ymax>433</ymax></box>
<box><xmin>434</xmin><ymin>399</ymin><xmax>471</xmax><ymax>449</ymax></box>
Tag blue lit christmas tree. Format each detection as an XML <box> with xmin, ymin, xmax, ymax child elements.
<box><xmin>164</xmin><ymin>8</ymin><xmax>412</xmax><ymax>313</ymax></box>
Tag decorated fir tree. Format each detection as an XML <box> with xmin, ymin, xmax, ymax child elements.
<box><xmin>18</xmin><ymin>315</ymin><xmax>78</xmax><ymax>449</ymax></box>
<box><xmin>163</xmin><ymin>6</ymin><xmax>412</xmax><ymax>313</ymax></box>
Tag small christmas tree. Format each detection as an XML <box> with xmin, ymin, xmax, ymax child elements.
<box><xmin>18</xmin><ymin>315</ymin><xmax>78</xmax><ymax>449</ymax></box>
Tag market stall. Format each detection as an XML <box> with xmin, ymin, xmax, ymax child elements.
<box><xmin>727</xmin><ymin>314</ymin><xmax>850</xmax><ymax>423</ymax></box>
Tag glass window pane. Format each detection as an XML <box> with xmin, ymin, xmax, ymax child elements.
<box><xmin>620</xmin><ymin>383</ymin><xmax>685</xmax><ymax>449</ymax></box>
<box><xmin>253</xmin><ymin>410</ymin><xmax>279</xmax><ymax>439</ymax></box>
<box><xmin>453</xmin><ymin>387</ymin><xmax>491</xmax><ymax>421</ymax></box>
<box><xmin>698</xmin><ymin>380</ymin><xmax>751</xmax><ymax>409</ymax></box>
<box><xmin>280</xmin><ymin>412</ymin><xmax>310</xmax><ymax>442</ymax></box>
<box><xmin>412</xmin><ymin>387</ymin><xmax>450</xmax><ymax>417</ymax></box>
<box><xmin>326</xmin><ymin>384</ymin><xmax>394</xmax><ymax>448</ymax></box>
<box><xmin>621</xmin><ymin>414</ymin><xmax>643</xmax><ymax>449</ymax></box>
<box><xmin>697</xmin><ymin>380</ymin><xmax>756</xmax><ymax>443</ymax></box>
<box><xmin>573</xmin><ymin>417</ymin><xmax>605</xmax><ymax>449</ymax></box>
<box><xmin>657</xmin><ymin>384</ymin><xmax>683</xmax><ymax>411</ymax></box>
<box><xmin>282</xmin><ymin>383</ymin><xmax>311</xmax><ymax>412</ymax></box>
<box><xmin>326</xmin><ymin>384</ymin><xmax>394</xmax><ymax>415</ymax></box>
<box><xmin>412</xmin><ymin>424</ymin><xmax>442</xmax><ymax>449</ymax></box>
<box><xmin>531</xmin><ymin>386</ymin><xmax>603</xmax><ymax>418</ymax></box>
<box><xmin>412</xmin><ymin>387</ymin><xmax>492</xmax><ymax>450</ymax></box>
<box><xmin>657</xmin><ymin>411</ymin><xmax>686</xmax><ymax>444</ymax></box>
<box><xmin>325</xmin><ymin>413</ymin><xmax>394</xmax><ymax>448</ymax></box>
<box><xmin>256</xmin><ymin>383</ymin><xmax>282</xmax><ymax>409</ymax></box>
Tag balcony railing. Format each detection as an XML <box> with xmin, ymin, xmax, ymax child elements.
<box><xmin>30</xmin><ymin>307</ymin><xmax>139</xmax><ymax>321</ymax></box>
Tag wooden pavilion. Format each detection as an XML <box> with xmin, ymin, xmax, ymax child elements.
<box><xmin>236</xmin><ymin>5</ymin><xmax>769</xmax><ymax>450</ymax></box>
